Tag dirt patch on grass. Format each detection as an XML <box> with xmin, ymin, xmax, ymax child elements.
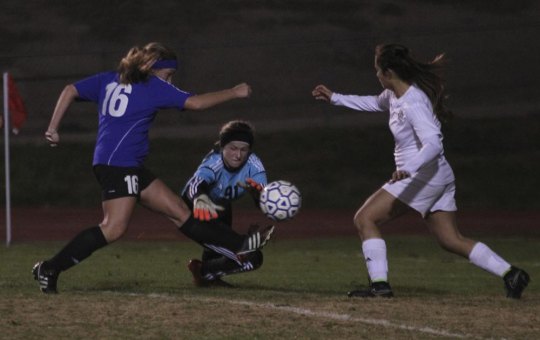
<box><xmin>2</xmin><ymin>293</ymin><xmax>540</xmax><ymax>339</ymax></box>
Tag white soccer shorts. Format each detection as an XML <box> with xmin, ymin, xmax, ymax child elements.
<box><xmin>382</xmin><ymin>178</ymin><xmax>457</xmax><ymax>217</ymax></box>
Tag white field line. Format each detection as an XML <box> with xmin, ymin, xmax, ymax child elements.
<box><xmin>114</xmin><ymin>292</ymin><xmax>487</xmax><ymax>339</ymax></box>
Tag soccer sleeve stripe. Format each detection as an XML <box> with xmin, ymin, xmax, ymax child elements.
<box><xmin>187</xmin><ymin>176</ymin><xmax>208</xmax><ymax>200</ymax></box>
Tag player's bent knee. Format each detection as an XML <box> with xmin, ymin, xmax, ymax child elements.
<box><xmin>353</xmin><ymin>211</ymin><xmax>371</xmax><ymax>230</ymax></box>
<box><xmin>168</xmin><ymin>216</ymin><xmax>185</xmax><ymax>228</ymax></box>
<box><xmin>99</xmin><ymin>223</ymin><xmax>129</xmax><ymax>242</ymax></box>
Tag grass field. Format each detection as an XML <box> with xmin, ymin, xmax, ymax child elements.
<box><xmin>1</xmin><ymin>236</ymin><xmax>538</xmax><ymax>339</ymax></box>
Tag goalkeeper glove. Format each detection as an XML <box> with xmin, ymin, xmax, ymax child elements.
<box><xmin>245</xmin><ymin>178</ymin><xmax>263</xmax><ymax>192</ymax></box>
<box><xmin>237</xmin><ymin>178</ymin><xmax>264</xmax><ymax>200</ymax></box>
<box><xmin>193</xmin><ymin>194</ymin><xmax>224</xmax><ymax>221</ymax></box>
<box><xmin>237</xmin><ymin>178</ymin><xmax>263</xmax><ymax>192</ymax></box>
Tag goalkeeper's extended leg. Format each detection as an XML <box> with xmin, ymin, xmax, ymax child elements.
<box><xmin>179</xmin><ymin>216</ymin><xmax>274</xmax><ymax>257</ymax></box>
<box><xmin>237</xmin><ymin>225</ymin><xmax>274</xmax><ymax>255</ymax></box>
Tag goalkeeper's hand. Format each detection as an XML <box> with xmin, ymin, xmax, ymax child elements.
<box><xmin>193</xmin><ymin>194</ymin><xmax>224</xmax><ymax>221</ymax></box>
<box><xmin>245</xmin><ymin>178</ymin><xmax>263</xmax><ymax>192</ymax></box>
<box><xmin>237</xmin><ymin>178</ymin><xmax>264</xmax><ymax>196</ymax></box>
<box><xmin>237</xmin><ymin>178</ymin><xmax>264</xmax><ymax>202</ymax></box>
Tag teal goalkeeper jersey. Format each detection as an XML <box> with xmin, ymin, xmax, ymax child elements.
<box><xmin>182</xmin><ymin>149</ymin><xmax>267</xmax><ymax>206</ymax></box>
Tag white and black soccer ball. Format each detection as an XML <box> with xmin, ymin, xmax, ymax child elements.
<box><xmin>259</xmin><ymin>180</ymin><xmax>301</xmax><ymax>221</ymax></box>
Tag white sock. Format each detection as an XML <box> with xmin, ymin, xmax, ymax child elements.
<box><xmin>469</xmin><ymin>242</ymin><xmax>511</xmax><ymax>277</ymax></box>
<box><xmin>362</xmin><ymin>238</ymin><xmax>388</xmax><ymax>282</ymax></box>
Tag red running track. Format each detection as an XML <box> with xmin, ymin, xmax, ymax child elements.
<box><xmin>1</xmin><ymin>207</ymin><xmax>538</xmax><ymax>242</ymax></box>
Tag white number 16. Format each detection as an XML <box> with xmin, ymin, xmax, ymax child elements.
<box><xmin>102</xmin><ymin>82</ymin><xmax>132</xmax><ymax>117</ymax></box>
<box><xmin>124</xmin><ymin>175</ymin><xmax>139</xmax><ymax>195</ymax></box>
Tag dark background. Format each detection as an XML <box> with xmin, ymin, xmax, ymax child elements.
<box><xmin>1</xmin><ymin>0</ymin><xmax>539</xmax><ymax>210</ymax></box>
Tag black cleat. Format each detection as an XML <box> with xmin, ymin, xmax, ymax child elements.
<box><xmin>503</xmin><ymin>266</ymin><xmax>530</xmax><ymax>299</ymax></box>
<box><xmin>208</xmin><ymin>277</ymin><xmax>234</xmax><ymax>288</ymax></box>
<box><xmin>348</xmin><ymin>281</ymin><xmax>394</xmax><ymax>298</ymax></box>
<box><xmin>32</xmin><ymin>261</ymin><xmax>59</xmax><ymax>294</ymax></box>
<box><xmin>237</xmin><ymin>225</ymin><xmax>275</xmax><ymax>256</ymax></box>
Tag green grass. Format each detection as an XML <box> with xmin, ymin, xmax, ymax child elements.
<box><xmin>1</xmin><ymin>236</ymin><xmax>539</xmax><ymax>339</ymax></box>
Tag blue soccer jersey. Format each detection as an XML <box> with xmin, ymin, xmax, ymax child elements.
<box><xmin>74</xmin><ymin>71</ymin><xmax>192</xmax><ymax>167</ymax></box>
<box><xmin>182</xmin><ymin>150</ymin><xmax>267</xmax><ymax>205</ymax></box>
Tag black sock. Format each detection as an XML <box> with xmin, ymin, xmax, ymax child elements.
<box><xmin>47</xmin><ymin>226</ymin><xmax>108</xmax><ymax>272</ymax></box>
<box><xmin>179</xmin><ymin>215</ymin><xmax>244</xmax><ymax>251</ymax></box>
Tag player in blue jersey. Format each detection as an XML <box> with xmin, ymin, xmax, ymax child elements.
<box><xmin>180</xmin><ymin>120</ymin><xmax>273</xmax><ymax>287</ymax></box>
<box><xmin>32</xmin><ymin>42</ymin><xmax>273</xmax><ymax>294</ymax></box>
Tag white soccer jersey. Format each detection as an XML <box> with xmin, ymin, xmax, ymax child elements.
<box><xmin>331</xmin><ymin>84</ymin><xmax>454</xmax><ymax>185</ymax></box>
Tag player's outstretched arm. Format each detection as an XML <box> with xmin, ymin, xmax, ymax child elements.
<box><xmin>184</xmin><ymin>83</ymin><xmax>252</xmax><ymax>110</ymax></box>
<box><xmin>312</xmin><ymin>84</ymin><xmax>333</xmax><ymax>102</ymax></box>
<box><xmin>45</xmin><ymin>84</ymin><xmax>79</xmax><ymax>147</ymax></box>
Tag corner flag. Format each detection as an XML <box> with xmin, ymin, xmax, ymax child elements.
<box><xmin>6</xmin><ymin>74</ymin><xmax>28</xmax><ymax>134</ymax></box>
<box><xmin>3</xmin><ymin>72</ymin><xmax>28</xmax><ymax>246</ymax></box>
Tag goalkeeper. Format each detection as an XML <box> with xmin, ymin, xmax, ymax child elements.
<box><xmin>180</xmin><ymin>120</ymin><xmax>272</xmax><ymax>287</ymax></box>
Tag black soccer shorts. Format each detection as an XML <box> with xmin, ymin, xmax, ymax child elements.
<box><xmin>93</xmin><ymin>164</ymin><xmax>156</xmax><ymax>201</ymax></box>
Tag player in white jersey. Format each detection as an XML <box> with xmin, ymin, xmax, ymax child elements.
<box><xmin>312</xmin><ymin>43</ymin><xmax>529</xmax><ymax>299</ymax></box>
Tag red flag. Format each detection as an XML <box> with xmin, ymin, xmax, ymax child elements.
<box><xmin>7</xmin><ymin>74</ymin><xmax>28</xmax><ymax>134</ymax></box>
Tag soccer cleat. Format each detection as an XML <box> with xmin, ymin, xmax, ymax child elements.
<box><xmin>247</xmin><ymin>223</ymin><xmax>262</xmax><ymax>234</ymax></box>
<box><xmin>347</xmin><ymin>281</ymin><xmax>394</xmax><ymax>298</ymax></box>
<box><xmin>32</xmin><ymin>261</ymin><xmax>59</xmax><ymax>294</ymax></box>
<box><xmin>503</xmin><ymin>266</ymin><xmax>530</xmax><ymax>299</ymax></box>
<box><xmin>187</xmin><ymin>259</ymin><xmax>233</xmax><ymax>288</ymax></box>
<box><xmin>237</xmin><ymin>225</ymin><xmax>275</xmax><ymax>256</ymax></box>
<box><xmin>209</xmin><ymin>277</ymin><xmax>234</xmax><ymax>288</ymax></box>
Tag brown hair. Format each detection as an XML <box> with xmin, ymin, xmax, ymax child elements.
<box><xmin>117</xmin><ymin>42</ymin><xmax>177</xmax><ymax>84</ymax></box>
<box><xmin>218</xmin><ymin>120</ymin><xmax>255</xmax><ymax>148</ymax></box>
<box><xmin>375</xmin><ymin>44</ymin><xmax>452</xmax><ymax>122</ymax></box>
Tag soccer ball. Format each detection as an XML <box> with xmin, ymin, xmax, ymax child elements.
<box><xmin>259</xmin><ymin>180</ymin><xmax>301</xmax><ymax>221</ymax></box>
